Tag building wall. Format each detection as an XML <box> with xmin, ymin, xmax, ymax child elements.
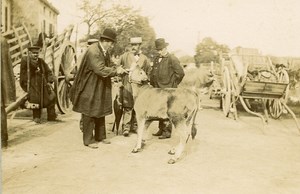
<box><xmin>1</xmin><ymin>0</ymin><xmax>12</xmax><ymax>33</ymax></box>
<box><xmin>12</xmin><ymin>0</ymin><xmax>39</xmax><ymax>41</ymax></box>
<box><xmin>5</xmin><ymin>0</ymin><xmax>58</xmax><ymax>44</ymax></box>
<box><xmin>38</xmin><ymin>1</ymin><xmax>58</xmax><ymax>37</ymax></box>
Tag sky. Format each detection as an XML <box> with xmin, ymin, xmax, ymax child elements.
<box><xmin>49</xmin><ymin>0</ymin><xmax>300</xmax><ymax>57</ymax></box>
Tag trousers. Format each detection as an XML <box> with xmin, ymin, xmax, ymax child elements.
<box><xmin>82</xmin><ymin>115</ymin><xmax>106</xmax><ymax>145</ymax></box>
<box><xmin>32</xmin><ymin>103</ymin><xmax>56</xmax><ymax>120</ymax></box>
<box><xmin>159</xmin><ymin>119</ymin><xmax>172</xmax><ymax>137</ymax></box>
<box><xmin>122</xmin><ymin>108</ymin><xmax>137</xmax><ymax>132</ymax></box>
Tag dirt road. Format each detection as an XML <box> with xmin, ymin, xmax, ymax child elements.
<box><xmin>2</xmin><ymin>97</ymin><xmax>300</xmax><ymax>194</ymax></box>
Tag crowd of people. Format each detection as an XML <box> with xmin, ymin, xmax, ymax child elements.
<box><xmin>71</xmin><ymin>28</ymin><xmax>185</xmax><ymax>149</ymax></box>
<box><xmin>1</xmin><ymin>28</ymin><xmax>185</xmax><ymax>149</ymax></box>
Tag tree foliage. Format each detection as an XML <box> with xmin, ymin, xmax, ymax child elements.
<box><xmin>194</xmin><ymin>37</ymin><xmax>230</xmax><ymax>65</ymax></box>
<box><xmin>78</xmin><ymin>0</ymin><xmax>156</xmax><ymax>57</ymax></box>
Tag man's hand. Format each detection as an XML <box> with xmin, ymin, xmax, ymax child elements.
<box><xmin>116</xmin><ymin>66</ymin><xmax>128</xmax><ymax>75</ymax></box>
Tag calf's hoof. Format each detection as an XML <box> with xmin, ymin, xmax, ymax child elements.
<box><xmin>168</xmin><ymin>159</ymin><xmax>176</xmax><ymax>164</ymax></box>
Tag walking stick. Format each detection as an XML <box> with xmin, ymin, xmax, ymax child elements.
<box><xmin>27</xmin><ymin>54</ymin><xmax>30</xmax><ymax>94</ymax></box>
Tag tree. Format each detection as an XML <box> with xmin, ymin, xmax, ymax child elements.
<box><xmin>78</xmin><ymin>0</ymin><xmax>156</xmax><ymax>57</ymax></box>
<box><xmin>78</xmin><ymin>0</ymin><xmax>111</xmax><ymax>37</ymax></box>
<box><xmin>194</xmin><ymin>37</ymin><xmax>230</xmax><ymax>66</ymax></box>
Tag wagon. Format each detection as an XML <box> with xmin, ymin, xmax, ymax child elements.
<box><xmin>3</xmin><ymin>23</ymin><xmax>77</xmax><ymax>114</ymax></box>
<box><xmin>220</xmin><ymin>52</ymin><xmax>300</xmax><ymax>131</ymax></box>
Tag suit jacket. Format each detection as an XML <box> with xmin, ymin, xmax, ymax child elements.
<box><xmin>150</xmin><ymin>54</ymin><xmax>185</xmax><ymax>88</ymax></box>
<box><xmin>118</xmin><ymin>52</ymin><xmax>151</xmax><ymax>108</ymax></box>
<box><xmin>71</xmin><ymin>42</ymin><xmax>117</xmax><ymax>118</ymax></box>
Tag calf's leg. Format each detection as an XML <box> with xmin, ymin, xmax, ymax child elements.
<box><xmin>132</xmin><ymin>119</ymin><xmax>151</xmax><ymax>153</ymax></box>
<box><xmin>168</xmin><ymin>121</ymin><xmax>189</xmax><ymax>164</ymax></box>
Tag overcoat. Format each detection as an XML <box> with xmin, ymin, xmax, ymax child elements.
<box><xmin>150</xmin><ymin>54</ymin><xmax>185</xmax><ymax>88</ymax></box>
<box><xmin>118</xmin><ymin>52</ymin><xmax>151</xmax><ymax>108</ymax></box>
<box><xmin>20</xmin><ymin>56</ymin><xmax>55</xmax><ymax>108</ymax></box>
<box><xmin>71</xmin><ymin>43</ymin><xmax>117</xmax><ymax>118</ymax></box>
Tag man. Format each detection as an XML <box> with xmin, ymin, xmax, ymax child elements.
<box><xmin>71</xmin><ymin>28</ymin><xmax>127</xmax><ymax>149</ymax></box>
<box><xmin>150</xmin><ymin>38</ymin><xmax>185</xmax><ymax>139</ymax></box>
<box><xmin>77</xmin><ymin>38</ymin><xmax>99</xmax><ymax>132</ymax></box>
<box><xmin>118</xmin><ymin>37</ymin><xmax>151</xmax><ymax>137</ymax></box>
<box><xmin>19</xmin><ymin>46</ymin><xmax>57</xmax><ymax>124</ymax></box>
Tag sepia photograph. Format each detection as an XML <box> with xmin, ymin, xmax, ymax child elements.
<box><xmin>1</xmin><ymin>0</ymin><xmax>300</xmax><ymax>193</ymax></box>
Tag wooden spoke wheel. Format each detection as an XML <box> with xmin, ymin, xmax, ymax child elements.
<box><xmin>268</xmin><ymin>69</ymin><xmax>289</xmax><ymax>119</ymax></box>
<box><xmin>221</xmin><ymin>66</ymin><xmax>231</xmax><ymax>117</ymax></box>
<box><xmin>55</xmin><ymin>42</ymin><xmax>77</xmax><ymax>114</ymax></box>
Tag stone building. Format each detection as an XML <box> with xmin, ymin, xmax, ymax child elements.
<box><xmin>1</xmin><ymin>0</ymin><xmax>59</xmax><ymax>43</ymax></box>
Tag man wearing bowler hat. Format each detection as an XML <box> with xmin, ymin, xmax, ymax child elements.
<box><xmin>71</xmin><ymin>28</ymin><xmax>128</xmax><ymax>148</ymax></box>
<box><xmin>117</xmin><ymin>37</ymin><xmax>151</xmax><ymax>137</ymax></box>
<box><xmin>19</xmin><ymin>46</ymin><xmax>57</xmax><ymax>124</ymax></box>
<box><xmin>150</xmin><ymin>38</ymin><xmax>185</xmax><ymax>139</ymax></box>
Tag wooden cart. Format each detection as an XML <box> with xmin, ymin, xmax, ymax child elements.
<box><xmin>3</xmin><ymin>23</ymin><xmax>77</xmax><ymax>114</ymax></box>
<box><xmin>220</xmin><ymin>53</ymin><xmax>300</xmax><ymax>131</ymax></box>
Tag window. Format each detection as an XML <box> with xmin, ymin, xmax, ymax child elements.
<box><xmin>43</xmin><ymin>20</ymin><xmax>46</xmax><ymax>32</ymax></box>
<box><xmin>49</xmin><ymin>23</ymin><xmax>52</xmax><ymax>35</ymax></box>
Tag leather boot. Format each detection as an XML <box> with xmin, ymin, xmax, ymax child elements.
<box><xmin>152</xmin><ymin>129</ymin><xmax>163</xmax><ymax>136</ymax></box>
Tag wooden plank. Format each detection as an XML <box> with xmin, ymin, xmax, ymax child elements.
<box><xmin>11</xmin><ymin>51</ymin><xmax>22</xmax><ymax>58</ymax></box>
<box><xmin>12</xmin><ymin>59</ymin><xmax>21</xmax><ymax>67</ymax></box>
<box><xmin>7</xmin><ymin>37</ymin><xmax>18</xmax><ymax>44</ymax></box>
<box><xmin>14</xmin><ymin>26</ymin><xmax>24</xmax><ymax>32</ymax></box>
<box><xmin>18</xmin><ymin>33</ymin><xmax>28</xmax><ymax>39</ymax></box>
<box><xmin>21</xmin><ymin>40</ymin><xmax>30</xmax><ymax>46</ymax></box>
<box><xmin>9</xmin><ymin>44</ymin><xmax>20</xmax><ymax>52</ymax></box>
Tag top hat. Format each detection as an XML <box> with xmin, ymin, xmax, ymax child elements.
<box><xmin>100</xmin><ymin>28</ymin><xmax>117</xmax><ymax>42</ymax></box>
<box><xmin>28</xmin><ymin>46</ymin><xmax>41</xmax><ymax>52</ymax></box>
<box><xmin>155</xmin><ymin>38</ymin><xmax>169</xmax><ymax>50</ymax></box>
<box><xmin>130</xmin><ymin>37</ymin><xmax>142</xmax><ymax>44</ymax></box>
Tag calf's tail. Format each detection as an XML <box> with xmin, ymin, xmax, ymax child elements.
<box><xmin>191</xmin><ymin>91</ymin><xmax>201</xmax><ymax>140</ymax></box>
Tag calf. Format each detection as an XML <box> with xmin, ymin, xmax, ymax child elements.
<box><xmin>129</xmin><ymin>65</ymin><xmax>199</xmax><ymax>164</ymax></box>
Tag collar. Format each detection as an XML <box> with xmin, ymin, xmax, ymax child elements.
<box><xmin>99</xmin><ymin>42</ymin><xmax>106</xmax><ymax>54</ymax></box>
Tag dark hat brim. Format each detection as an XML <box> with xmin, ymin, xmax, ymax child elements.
<box><xmin>28</xmin><ymin>46</ymin><xmax>41</xmax><ymax>51</ymax></box>
<box><xmin>100</xmin><ymin>35</ymin><xmax>116</xmax><ymax>42</ymax></box>
<box><xmin>155</xmin><ymin>42</ymin><xmax>169</xmax><ymax>50</ymax></box>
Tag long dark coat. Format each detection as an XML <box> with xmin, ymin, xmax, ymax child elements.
<box><xmin>150</xmin><ymin>54</ymin><xmax>185</xmax><ymax>88</ymax></box>
<box><xmin>71</xmin><ymin>43</ymin><xmax>117</xmax><ymax>118</ymax></box>
<box><xmin>20</xmin><ymin>56</ymin><xmax>55</xmax><ymax>108</ymax></box>
<box><xmin>118</xmin><ymin>52</ymin><xmax>151</xmax><ymax>108</ymax></box>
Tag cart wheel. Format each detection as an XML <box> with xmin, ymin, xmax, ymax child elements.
<box><xmin>221</xmin><ymin>66</ymin><xmax>231</xmax><ymax>117</ymax></box>
<box><xmin>268</xmin><ymin>69</ymin><xmax>289</xmax><ymax>119</ymax></box>
<box><xmin>56</xmin><ymin>42</ymin><xmax>77</xmax><ymax>114</ymax></box>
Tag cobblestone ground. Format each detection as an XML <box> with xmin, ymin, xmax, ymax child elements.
<box><xmin>2</xmin><ymin>96</ymin><xmax>300</xmax><ymax>194</ymax></box>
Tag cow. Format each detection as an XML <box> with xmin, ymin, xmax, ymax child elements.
<box><xmin>129</xmin><ymin>64</ymin><xmax>200</xmax><ymax>164</ymax></box>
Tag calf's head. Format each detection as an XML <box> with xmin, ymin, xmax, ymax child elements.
<box><xmin>129</xmin><ymin>64</ymin><xmax>148</xmax><ymax>84</ymax></box>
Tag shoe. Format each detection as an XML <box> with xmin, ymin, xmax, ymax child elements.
<box><xmin>101</xmin><ymin>139</ymin><xmax>111</xmax><ymax>144</ymax></box>
<box><xmin>152</xmin><ymin>130</ymin><xmax>163</xmax><ymax>136</ymax></box>
<box><xmin>158</xmin><ymin>134</ymin><xmax>171</xmax><ymax>139</ymax></box>
<box><xmin>123</xmin><ymin>131</ymin><xmax>129</xmax><ymax>137</ymax></box>
<box><xmin>84</xmin><ymin>143</ymin><xmax>98</xmax><ymax>149</ymax></box>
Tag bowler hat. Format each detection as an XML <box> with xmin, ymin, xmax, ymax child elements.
<box><xmin>100</xmin><ymin>28</ymin><xmax>117</xmax><ymax>42</ymax></box>
<box><xmin>155</xmin><ymin>38</ymin><xmax>169</xmax><ymax>50</ymax></box>
<box><xmin>28</xmin><ymin>46</ymin><xmax>41</xmax><ymax>52</ymax></box>
<box><xmin>130</xmin><ymin>37</ymin><xmax>142</xmax><ymax>44</ymax></box>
